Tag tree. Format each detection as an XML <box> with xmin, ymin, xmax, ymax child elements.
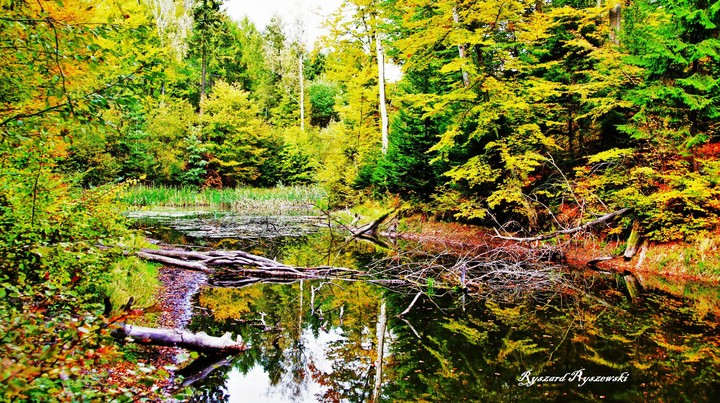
<box><xmin>200</xmin><ymin>81</ymin><xmax>272</xmax><ymax>186</ymax></box>
<box><xmin>324</xmin><ymin>0</ymin><xmax>394</xmax><ymax>151</ymax></box>
<box><xmin>576</xmin><ymin>0</ymin><xmax>720</xmax><ymax>240</ymax></box>
<box><xmin>308</xmin><ymin>80</ymin><xmax>340</xmax><ymax>127</ymax></box>
<box><xmin>189</xmin><ymin>0</ymin><xmax>227</xmax><ymax>104</ymax></box>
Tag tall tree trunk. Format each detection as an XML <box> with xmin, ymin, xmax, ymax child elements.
<box><xmin>299</xmin><ymin>52</ymin><xmax>305</xmax><ymax>131</ymax></box>
<box><xmin>200</xmin><ymin>39</ymin><xmax>207</xmax><ymax>110</ymax></box>
<box><xmin>452</xmin><ymin>6</ymin><xmax>470</xmax><ymax>87</ymax></box>
<box><xmin>376</xmin><ymin>34</ymin><xmax>389</xmax><ymax>154</ymax></box>
<box><xmin>609</xmin><ymin>2</ymin><xmax>621</xmax><ymax>45</ymax></box>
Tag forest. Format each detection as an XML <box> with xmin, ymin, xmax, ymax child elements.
<box><xmin>1</xmin><ymin>0</ymin><xmax>719</xmax><ymax>401</ymax></box>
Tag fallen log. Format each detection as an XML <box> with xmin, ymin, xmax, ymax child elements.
<box><xmin>137</xmin><ymin>246</ymin><xmax>368</xmax><ymax>279</ymax></box>
<box><xmin>349</xmin><ymin>210</ymin><xmax>394</xmax><ymax>238</ymax></box>
<box><xmin>117</xmin><ymin>324</ymin><xmax>247</xmax><ymax>353</ymax></box>
<box><xmin>494</xmin><ymin>208</ymin><xmax>631</xmax><ymax>242</ymax></box>
<box><xmin>137</xmin><ymin>251</ymin><xmax>213</xmax><ymax>273</ymax></box>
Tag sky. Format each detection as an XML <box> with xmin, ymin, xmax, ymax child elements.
<box><xmin>223</xmin><ymin>0</ymin><xmax>344</xmax><ymax>45</ymax></box>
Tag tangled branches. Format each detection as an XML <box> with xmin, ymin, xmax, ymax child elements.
<box><xmin>372</xmin><ymin>242</ymin><xmax>567</xmax><ymax>302</ymax></box>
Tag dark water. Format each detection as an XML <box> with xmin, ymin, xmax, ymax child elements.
<box><xmin>131</xmin><ymin>208</ymin><xmax>720</xmax><ymax>402</ymax></box>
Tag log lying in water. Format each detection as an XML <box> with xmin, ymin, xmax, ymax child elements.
<box><xmin>137</xmin><ymin>247</ymin><xmax>363</xmax><ymax>279</ymax></box>
<box><xmin>117</xmin><ymin>324</ymin><xmax>247</xmax><ymax>353</ymax></box>
<box><xmin>349</xmin><ymin>210</ymin><xmax>394</xmax><ymax>238</ymax></box>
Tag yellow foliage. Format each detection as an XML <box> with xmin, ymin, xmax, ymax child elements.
<box><xmin>198</xmin><ymin>287</ymin><xmax>263</xmax><ymax>321</ymax></box>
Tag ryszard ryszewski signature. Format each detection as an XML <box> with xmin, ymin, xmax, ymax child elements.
<box><xmin>518</xmin><ymin>368</ymin><xmax>629</xmax><ymax>387</ymax></box>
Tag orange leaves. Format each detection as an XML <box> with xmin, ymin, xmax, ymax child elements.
<box><xmin>30</xmin><ymin>0</ymin><xmax>94</xmax><ymax>25</ymax></box>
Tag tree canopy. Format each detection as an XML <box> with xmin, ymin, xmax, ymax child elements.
<box><xmin>2</xmin><ymin>0</ymin><xmax>720</xmax><ymax>399</ymax></box>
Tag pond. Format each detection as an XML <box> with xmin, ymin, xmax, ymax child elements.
<box><xmin>130</xmin><ymin>208</ymin><xmax>720</xmax><ymax>402</ymax></box>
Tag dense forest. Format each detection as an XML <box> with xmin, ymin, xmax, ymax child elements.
<box><xmin>1</xmin><ymin>0</ymin><xmax>719</xmax><ymax>400</ymax></box>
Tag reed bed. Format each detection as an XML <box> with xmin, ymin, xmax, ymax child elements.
<box><xmin>123</xmin><ymin>185</ymin><xmax>327</xmax><ymax>211</ymax></box>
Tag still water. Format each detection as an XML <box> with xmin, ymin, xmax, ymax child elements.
<box><xmin>131</xmin><ymin>208</ymin><xmax>720</xmax><ymax>402</ymax></box>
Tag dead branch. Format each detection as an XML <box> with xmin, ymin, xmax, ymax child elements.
<box><xmin>371</xmin><ymin>243</ymin><xmax>569</xmax><ymax>303</ymax></box>
<box><xmin>397</xmin><ymin>292</ymin><xmax>423</xmax><ymax>317</ymax></box>
<box><xmin>494</xmin><ymin>208</ymin><xmax>630</xmax><ymax>242</ymax></box>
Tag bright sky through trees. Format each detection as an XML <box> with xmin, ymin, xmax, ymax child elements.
<box><xmin>223</xmin><ymin>0</ymin><xmax>342</xmax><ymax>44</ymax></box>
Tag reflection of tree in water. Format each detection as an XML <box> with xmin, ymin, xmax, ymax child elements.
<box><xmin>380</xmin><ymin>273</ymin><xmax>720</xmax><ymax>402</ymax></box>
<box><xmin>172</xmin><ymin>230</ymin><xmax>719</xmax><ymax>402</ymax></box>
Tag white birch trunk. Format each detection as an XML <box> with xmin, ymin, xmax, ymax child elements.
<box><xmin>119</xmin><ymin>324</ymin><xmax>246</xmax><ymax>352</ymax></box>
<box><xmin>376</xmin><ymin>34</ymin><xmax>389</xmax><ymax>154</ymax></box>
<box><xmin>299</xmin><ymin>52</ymin><xmax>305</xmax><ymax>131</ymax></box>
<box><xmin>452</xmin><ymin>7</ymin><xmax>470</xmax><ymax>87</ymax></box>
<box><xmin>372</xmin><ymin>301</ymin><xmax>388</xmax><ymax>401</ymax></box>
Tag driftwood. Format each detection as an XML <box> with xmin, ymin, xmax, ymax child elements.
<box><xmin>137</xmin><ymin>247</ymin><xmax>367</xmax><ymax>287</ymax></box>
<box><xmin>494</xmin><ymin>208</ymin><xmax>630</xmax><ymax>242</ymax></box>
<box><xmin>117</xmin><ymin>324</ymin><xmax>247</xmax><ymax>353</ymax></box>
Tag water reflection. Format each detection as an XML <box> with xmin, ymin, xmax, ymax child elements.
<box><xmin>182</xmin><ymin>276</ymin><xmax>719</xmax><ymax>402</ymax></box>
<box><xmin>129</xmin><ymin>209</ymin><xmax>720</xmax><ymax>402</ymax></box>
<box><xmin>226</xmin><ymin>328</ymin><xmax>345</xmax><ymax>403</ymax></box>
<box><xmin>127</xmin><ymin>207</ymin><xmax>325</xmax><ymax>241</ymax></box>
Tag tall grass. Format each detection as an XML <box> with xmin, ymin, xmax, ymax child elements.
<box><xmin>123</xmin><ymin>184</ymin><xmax>328</xmax><ymax>211</ymax></box>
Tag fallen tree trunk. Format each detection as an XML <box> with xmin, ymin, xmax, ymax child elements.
<box><xmin>349</xmin><ymin>210</ymin><xmax>394</xmax><ymax>238</ymax></box>
<box><xmin>137</xmin><ymin>251</ymin><xmax>213</xmax><ymax>273</ymax></box>
<box><xmin>137</xmin><ymin>247</ymin><xmax>366</xmax><ymax>281</ymax></box>
<box><xmin>494</xmin><ymin>208</ymin><xmax>631</xmax><ymax>242</ymax></box>
<box><xmin>117</xmin><ymin>324</ymin><xmax>247</xmax><ymax>353</ymax></box>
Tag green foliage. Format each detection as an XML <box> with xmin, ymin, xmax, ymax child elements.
<box><xmin>575</xmin><ymin>147</ymin><xmax>720</xmax><ymax>241</ymax></box>
<box><xmin>314</xmin><ymin>122</ymin><xmax>372</xmax><ymax>206</ymax></box>
<box><xmin>0</xmin><ymin>1</ymin><xmax>170</xmax><ymax>399</ymax></box>
<box><xmin>179</xmin><ymin>131</ymin><xmax>208</xmax><ymax>187</ymax></box>
<box><xmin>620</xmin><ymin>0</ymin><xmax>720</xmax><ymax>148</ymax></box>
<box><xmin>200</xmin><ymin>81</ymin><xmax>272</xmax><ymax>186</ymax></box>
<box><xmin>122</xmin><ymin>184</ymin><xmax>327</xmax><ymax>210</ymax></box>
<box><xmin>0</xmin><ymin>155</ymin><xmax>161</xmax><ymax>400</ymax></box>
<box><xmin>308</xmin><ymin>80</ymin><xmax>340</xmax><ymax>128</ymax></box>
<box><xmin>144</xmin><ymin>97</ymin><xmax>198</xmax><ymax>185</ymax></box>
